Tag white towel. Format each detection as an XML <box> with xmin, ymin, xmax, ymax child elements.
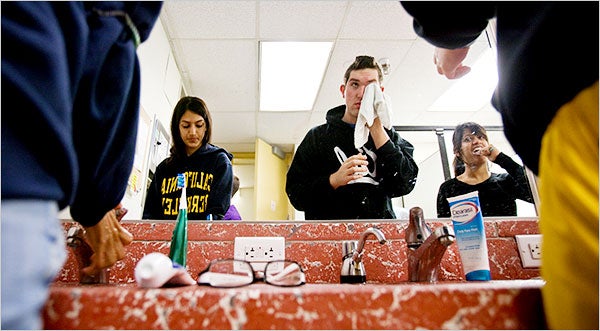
<box><xmin>354</xmin><ymin>82</ymin><xmax>393</xmax><ymax>149</ymax></box>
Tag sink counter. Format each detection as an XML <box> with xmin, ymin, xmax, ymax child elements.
<box><xmin>49</xmin><ymin>219</ymin><xmax>544</xmax><ymax>329</ymax></box>
<box><xmin>44</xmin><ymin>280</ymin><xmax>545</xmax><ymax>330</ymax></box>
<box><xmin>56</xmin><ymin>219</ymin><xmax>541</xmax><ymax>284</ymax></box>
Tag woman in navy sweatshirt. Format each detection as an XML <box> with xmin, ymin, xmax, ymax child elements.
<box><xmin>142</xmin><ymin>96</ymin><xmax>233</xmax><ymax>221</ymax></box>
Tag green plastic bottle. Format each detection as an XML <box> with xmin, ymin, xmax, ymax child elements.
<box><xmin>169</xmin><ymin>173</ymin><xmax>188</xmax><ymax>266</ymax></box>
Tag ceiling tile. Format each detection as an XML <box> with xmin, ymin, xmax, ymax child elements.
<box><xmin>180</xmin><ymin>39</ymin><xmax>258</xmax><ymax>112</ymax></box>
<box><xmin>340</xmin><ymin>1</ymin><xmax>417</xmax><ymax>40</ymax></box>
<box><xmin>211</xmin><ymin>112</ymin><xmax>257</xmax><ymax>144</ymax></box>
<box><xmin>259</xmin><ymin>1</ymin><xmax>347</xmax><ymax>39</ymax></box>
<box><xmin>257</xmin><ymin>111</ymin><xmax>311</xmax><ymax>150</ymax></box>
<box><xmin>162</xmin><ymin>1</ymin><xmax>256</xmax><ymax>39</ymax></box>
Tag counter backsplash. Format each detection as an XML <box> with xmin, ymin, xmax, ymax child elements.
<box><xmin>56</xmin><ymin>218</ymin><xmax>541</xmax><ymax>284</ymax></box>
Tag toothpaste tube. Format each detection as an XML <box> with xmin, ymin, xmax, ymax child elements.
<box><xmin>447</xmin><ymin>191</ymin><xmax>491</xmax><ymax>281</ymax></box>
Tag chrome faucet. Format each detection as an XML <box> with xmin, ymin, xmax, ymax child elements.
<box><xmin>406</xmin><ymin>207</ymin><xmax>455</xmax><ymax>282</ymax></box>
<box><xmin>66</xmin><ymin>225</ymin><xmax>109</xmax><ymax>284</ymax></box>
<box><xmin>340</xmin><ymin>227</ymin><xmax>387</xmax><ymax>284</ymax></box>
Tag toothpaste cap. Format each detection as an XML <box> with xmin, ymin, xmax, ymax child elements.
<box><xmin>135</xmin><ymin>252</ymin><xmax>187</xmax><ymax>288</ymax></box>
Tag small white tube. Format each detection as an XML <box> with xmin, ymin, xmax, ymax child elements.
<box><xmin>447</xmin><ymin>191</ymin><xmax>491</xmax><ymax>281</ymax></box>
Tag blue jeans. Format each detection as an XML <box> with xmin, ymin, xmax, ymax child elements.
<box><xmin>1</xmin><ymin>200</ymin><xmax>66</xmax><ymax>330</ymax></box>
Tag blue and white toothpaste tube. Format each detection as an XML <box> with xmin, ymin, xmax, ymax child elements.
<box><xmin>447</xmin><ymin>191</ymin><xmax>491</xmax><ymax>281</ymax></box>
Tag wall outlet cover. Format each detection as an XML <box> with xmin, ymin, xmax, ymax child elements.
<box><xmin>234</xmin><ymin>236</ymin><xmax>285</xmax><ymax>270</ymax></box>
<box><xmin>515</xmin><ymin>234</ymin><xmax>542</xmax><ymax>268</ymax></box>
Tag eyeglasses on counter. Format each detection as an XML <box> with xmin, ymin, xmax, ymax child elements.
<box><xmin>197</xmin><ymin>259</ymin><xmax>306</xmax><ymax>288</ymax></box>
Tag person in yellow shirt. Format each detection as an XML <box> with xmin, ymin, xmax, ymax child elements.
<box><xmin>401</xmin><ymin>2</ymin><xmax>598</xmax><ymax>329</ymax></box>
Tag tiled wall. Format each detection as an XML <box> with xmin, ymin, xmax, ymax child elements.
<box><xmin>57</xmin><ymin>218</ymin><xmax>541</xmax><ymax>284</ymax></box>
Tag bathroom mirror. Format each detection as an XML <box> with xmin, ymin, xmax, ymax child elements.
<box><xmin>124</xmin><ymin>1</ymin><xmax>537</xmax><ymax>221</ymax></box>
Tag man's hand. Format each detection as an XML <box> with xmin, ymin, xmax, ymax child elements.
<box><xmin>82</xmin><ymin>205</ymin><xmax>133</xmax><ymax>276</ymax></box>
<box><xmin>434</xmin><ymin>47</ymin><xmax>471</xmax><ymax>79</ymax></box>
<box><xmin>329</xmin><ymin>154</ymin><xmax>369</xmax><ymax>189</ymax></box>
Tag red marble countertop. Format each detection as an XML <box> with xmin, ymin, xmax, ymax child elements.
<box><xmin>57</xmin><ymin>219</ymin><xmax>541</xmax><ymax>284</ymax></box>
<box><xmin>44</xmin><ymin>280</ymin><xmax>546</xmax><ymax>330</ymax></box>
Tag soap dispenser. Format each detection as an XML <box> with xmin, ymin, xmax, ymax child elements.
<box><xmin>340</xmin><ymin>227</ymin><xmax>386</xmax><ymax>284</ymax></box>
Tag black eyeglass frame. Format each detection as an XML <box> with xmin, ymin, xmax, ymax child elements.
<box><xmin>197</xmin><ymin>258</ymin><xmax>306</xmax><ymax>288</ymax></box>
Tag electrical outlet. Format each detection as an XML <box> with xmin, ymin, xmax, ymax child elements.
<box><xmin>234</xmin><ymin>237</ymin><xmax>285</xmax><ymax>270</ymax></box>
<box><xmin>515</xmin><ymin>234</ymin><xmax>542</xmax><ymax>268</ymax></box>
<box><xmin>528</xmin><ymin>242</ymin><xmax>541</xmax><ymax>259</ymax></box>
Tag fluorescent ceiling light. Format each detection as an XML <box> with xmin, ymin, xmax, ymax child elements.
<box><xmin>260</xmin><ymin>41</ymin><xmax>332</xmax><ymax>111</ymax></box>
<box><xmin>428</xmin><ymin>48</ymin><xmax>498</xmax><ymax>112</ymax></box>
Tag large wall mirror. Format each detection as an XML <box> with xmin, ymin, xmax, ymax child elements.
<box><xmin>96</xmin><ymin>1</ymin><xmax>538</xmax><ymax>221</ymax></box>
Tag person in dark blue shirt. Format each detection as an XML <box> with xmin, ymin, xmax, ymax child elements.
<box><xmin>1</xmin><ymin>2</ymin><xmax>162</xmax><ymax>328</ymax></box>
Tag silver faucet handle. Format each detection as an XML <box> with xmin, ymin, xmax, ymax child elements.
<box><xmin>433</xmin><ymin>225</ymin><xmax>456</xmax><ymax>246</ymax></box>
<box><xmin>356</xmin><ymin>227</ymin><xmax>387</xmax><ymax>253</ymax></box>
<box><xmin>342</xmin><ymin>241</ymin><xmax>357</xmax><ymax>260</ymax></box>
<box><xmin>406</xmin><ymin>207</ymin><xmax>432</xmax><ymax>248</ymax></box>
<box><xmin>66</xmin><ymin>225</ymin><xmax>85</xmax><ymax>247</ymax></box>
<box><xmin>66</xmin><ymin>224</ymin><xmax>110</xmax><ymax>284</ymax></box>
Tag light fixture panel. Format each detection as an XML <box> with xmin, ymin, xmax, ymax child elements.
<box><xmin>259</xmin><ymin>41</ymin><xmax>333</xmax><ymax>112</ymax></box>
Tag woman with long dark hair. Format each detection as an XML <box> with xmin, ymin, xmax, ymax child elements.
<box><xmin>143</xmin><ymin>96</ymin><xmax>233</xmax><ymax>220</ymax></box>
<box><xmin>436</xmin><ymin>122</ymin><xmax>533</xmax><ymax>217</ymax></box>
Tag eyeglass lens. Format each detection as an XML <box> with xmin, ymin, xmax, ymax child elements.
<box><xmin>197</xmin><ymin>259</ymin><xmax>305</xmax><ymax>288</ymax></box>
<box><xmin>264</xmin><ymin>260</ymin><xmax>305</xmax><ymax>286</ymax></box>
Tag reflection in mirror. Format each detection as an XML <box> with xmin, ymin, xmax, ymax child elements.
<box><xmin>397</xmin><ymin>127</ymin><xmax>537</xmax><ymax>219</ymax></box>
<box><xmin>122</xmin><ymin>2</ymin><xmax>541</xmax><ymax>222</ymax></box>
<box><xmin>137</xmin><ymin>127</ymin><xmax>538</xmax><ymax>221</ymax></box>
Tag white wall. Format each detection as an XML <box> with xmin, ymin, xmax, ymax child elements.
<box><xmin>137</xmin><ymin>19</ymin><xmax>180</xmax><ymax>128</ymax></box>
<box><xmin>123</xmin><ymin>18</ymin><xmax>183</xmax><ymax>220</ymax></box>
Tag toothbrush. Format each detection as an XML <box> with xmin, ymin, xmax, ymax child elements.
<box><xmin>169</xmin><ymin>173</ymin><xmax>188</xmax><ymax>266</ymax></box>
